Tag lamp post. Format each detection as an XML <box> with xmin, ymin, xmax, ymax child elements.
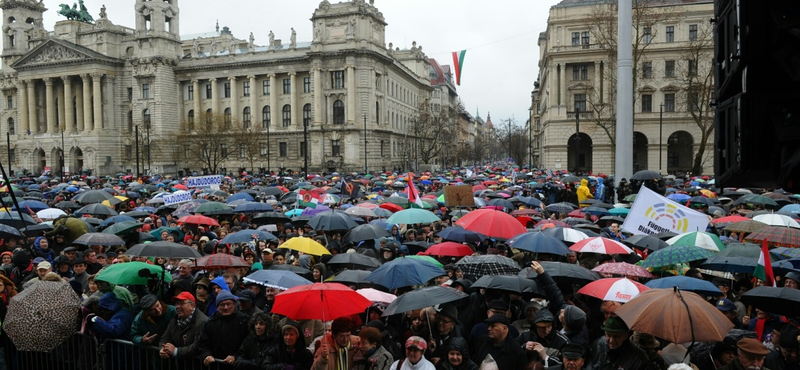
<box><xmin>363</xmin><ymin>114</ymin><xmax>368</xmax><ymax>173</ymax></box>
<box><xmin>659</xmin><ymin>104</ymin><xmax>663</xmax><ymax>172</ymax></box>
<box><xmin>6</xmin><ymin>132</ymin><xmax>11</xmax><ymax>175</ymax></box>
<box><xmin>302</xmin><ymin>116</ymin><xmax>309</xmax><ymax>175</ymax></box>
<box><xmin>60</xmin><ymin>129</ymin><xmax>65</xmax><ymax>180</ymax></box>
<box><xmin>135</xmin><ymin>125</ymin><xmax>141</xmax><ymax>177</ymax></box>
<box><xmin>146</xmin><ymin>124</ymin><xmax>151</xmax><ymax>175</ymax></box>
<box><xmin>266</xmin><ymin>120</ymin><xmax>271</xmax><ymax>174</ymax></box>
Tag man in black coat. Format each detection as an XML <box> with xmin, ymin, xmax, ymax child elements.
<box><xmin>765</xmin><ymin>325</ymin><xmax>798</xmax><ymax>370</ymax></box>
<box><xmin>588</xmin><ymin>317</ymin><xmax>651</xmax><ymax>370</ymax></box>
<box><xmin>548</xmin><ymin>344</ymin><xmax>589</xmax><ymax>370</ymax></box>
<box><xmin>196</xmin><ymin>291</ymin><xmax>250</xmax><ymax>368</ymax></box>
<box><xmin>473</xmin><ymin>315</ymin><xmax>527</xmax><ymax>370</ymax></box>
<box><xmin>160</xmin><ymin>292</ymin><xmax>208</xmax><ymax>366</ymax></box>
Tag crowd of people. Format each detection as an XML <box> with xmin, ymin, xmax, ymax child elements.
<box><xmin>0</xmin><ymin>166</ymin><xmax>796</xmax><ymax>370</ymax></box>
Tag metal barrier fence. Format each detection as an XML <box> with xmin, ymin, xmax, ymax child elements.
<box><xmin>5</xmin><ymin>333</ymin><xmax>231</xmax><ymax>370</ymax></box>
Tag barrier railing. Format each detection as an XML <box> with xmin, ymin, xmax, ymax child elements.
<box><xmin>5</xmin><ymin>333</ymin><xmax>231</xmax><ymax>370</ymax></box>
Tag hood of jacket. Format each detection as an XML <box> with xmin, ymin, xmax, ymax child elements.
<box><xmin>99</xmin><ymin>292</ymin><xmax>122</xmax><ymax>312</ymax></box>
<box><xmin>580</xmin><ymin>179</ymin><xmax>589</xmax><ymax>188</ymax></box>
<box><xmin>210</xmin><ymin>275</ymin><xmax>230</xmax><ymax>292</ymax></box>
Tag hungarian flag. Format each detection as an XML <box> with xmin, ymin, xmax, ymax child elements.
<box><xmin>754</xmin><ymin>240</ymin><xmax>776</xmax><ymax>287</ymax></box>
<box><xmin>298</xmin><ymin>190</ymin><xmax>319</xmax><ymax>209</ymax></box>
<box><xmin>405</xmin><ymin>173</ymin><xmax>424</xmax><ymax>209</ymax></box>
<box><xmin>452</xmin><ymin>50</ymin><xmax>466</xmax><ymax>86</ymax></box>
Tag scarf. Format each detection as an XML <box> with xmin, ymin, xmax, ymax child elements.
<box><xmin>754</xmin><ymin>318</ymin><xmax>766</xmax><ymax>341</ymax></box>
<box><xmin>177</xmin><ymin>308</ymin><xmax>195</xmax><ymax>328</ymax></box>
<box><xmin>335</xmin><ymin>341</ymin><xmax>350</xmax><ymax>370</ymax></box>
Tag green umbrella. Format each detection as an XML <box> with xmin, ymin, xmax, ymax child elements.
<box><xmin>623</xmin><ymin>194</ymin><xmax>638</xmax><ymax>202</ymax></box>
<box><xmin>386</xmin><ymin>209</ymin><xmax>441</xmax><ymax>225</ymax></box>
<box><xmin>95</xmin><ymin>261</ymin><xmax>172</xmax><ymax>285</ymax></box>
<box><xmin>407</xmin><ymin>255</ymin><xmax>444</xmax><ymax>268</ymax></box>
<box><xmin>150</xmin><ymin>226</ymin><xmax>185</xmax><ymax>241</ymax></box>
<box><xmin>194</xmin><ymin>202</ymin><xmax>233</xmax><ymax>215</ymax></box>
<box><xmin>639</xmin><ymin>245</ymin><xmax>715</xmax><ymax>269</ymax></box>
<box><xmin>102</xmin><ymin>221</ymin><xmax>143</xmax><ymax>236</ymax></box>
<box><xmin>609</xmin><ymin>208</ymin><xmax>630</xmax><ymax>215</ymax></box>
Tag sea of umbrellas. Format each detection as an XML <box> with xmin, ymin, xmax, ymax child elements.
<box><xmin>0</xmin><ymin>167</ymin><xmax>799</xmax><ymax>355</ymax></box>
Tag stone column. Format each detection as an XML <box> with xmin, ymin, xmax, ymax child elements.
<box><xmin>346</xmin><ymin>65</ymin><xmax>355</xmax><ymax>124</ymax></box>
<box><xmin>248</xmin><ymin>75</ymin><xmax>257</xmax><ymax>128</ymax></box>
<box><xmin>594</xmin><ymin>61</ymin><xmax>602</xmax><ymax>104</ymax></box>
<box><xmin>269</xmin><ymin>74</ymin><xmax>277</xmax><ymax>126</ymax></box>
<box><xmin>559</xmin><ymin>64</ymin><xmax>567</xmax><ymax>107</ymax></box>
<box><xmin>192</xmin><ymin>80</ymin><xmax>201</xmax><ymax>126</ymax></box>
<box><xmin>76</xmin><ymin>83</ymin><xmax>84</xmax><ymax>132</ymax></box>
<box><xmin>18</xmin><ymin>80</ymin><xmax>28</xmax><ymax>134</ymax></box>
<box><xmin>312</xmin><ymin>68</ymin><xmax>322</xmax><ymax>126</ymax></box>
<box><xmin>289</xmin><ymin>72</ymin><xmax>297</xmax><ymax>127</ymax></box>
<box><xmin>210</xmin><ymin>78</ymin><xmax>219</xmax><ymax>118</ymax></box>
<box><xmin>81</xmin><ymin>74</ymin><xmax>92</xmax><ymax>132</ymax></box>
<box><xmin>28</xmin><ymin>80</ymin><xmax>38</xmax><ymax>134</ymax></box>
<box><xmin>92</xmin><ymin>73</ymin><xmax>103</xmax><ymax>130</ymax></box>
<box><xmin>229</xmin><ymin>76</ymin><xmax>238</xmax><ymax>126</ymax></box>
<box><xmin>44</xmin><ymin>78</ymin><xmax>56</xmax><ymax>133</ymax></box>
<box><xmin>62</xmin><ymin>76</ymin><xmax>74</xmax><ymax>133</ymax></box>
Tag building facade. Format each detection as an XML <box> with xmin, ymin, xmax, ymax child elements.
<box><xmin>531</xmin><ymin>0</ymin><xmax>715</xmax><ymax>176</ymax></box>
<box><xmin>0</xmin><ymin>0</ymin><xmax>441</xmax><ymax>176</ymax></box>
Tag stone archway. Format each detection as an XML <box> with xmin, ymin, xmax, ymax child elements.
<box><xmin>34</xmin><ymin>148</ymin><xmax>46</xmax><ymax>174</ymax></box>
<box><xmin>51</xmin><ymin>147</ymin><xmax>63</xmax><ymax>176</ymax></box>
<box><xmin>71</xmin><ymin>147</ymin><xmax>84</xmax><ymax>174</ymax></box>
<box><xmin>667</xmin><ymin>131</ymin><xmax>694</xmax><ymax>174</ymax></box>
<box><xmin>633</xmin><ymin>131</ymin><xmax>648</xmax><ymax>172</ymax></box>
<box><xmin>567</xmin><ymin>133</ymin><xmax>592</xmax><ymax>173</ymax></box>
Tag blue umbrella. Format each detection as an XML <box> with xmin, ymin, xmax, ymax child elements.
<box><xmin>243</xmin><ymin>269</ymin><xmax>313</xmax><ymax>289</ymax></box>
<box><xmin>366</xmin><ymin>257</ymin><xmax>446</xmax><ymax>290</ymax></box>
<box><xmin>227</xmin><ymin>193</ymin><xmax>255</xmax><ymax>203</ymax></box>
<box><xmin>780</xmin><ymin>204</ymin><xmax>800</xmax><ymax>214</ymax></box>
<box><xmin>133</xmin><ymin>206</ymin><xmax>157</xmax><ymax>213</ymax></box>
<box><xmin>219</xmin><ymin>229</ymin><xmax>278</xmax><ymax>244</ymax></box>
<box><xmin>644</xmin><ymin>276</ymin><xmax>723</xmax><ymax>296</ymax></box>
<box><xmin>234</xmin><ymin>202</ymin><xmax>274</xmax><ymax>213</ymax></box>
<box><xmin>582</xmin><ymin>206</ymin><xmax>611</xmax><ymax>216</ymax></box>
<box><xmin>11</xmin><ymin>200</ymin><xmax>49</xmax><ymax>212</ymax></box>
<box><xmin>773</xmin><ymin>259</ymin><xmax>800</xmax><ymax>276</ymax></box>
<box><xmin>507</xmin><ymin>232</ymin><xmax>571</xmax><ymax>255</ymax></box>
<box><xmin>285</xmin><ymin>209</ymin><xmax>303</xmax><ymax>217</ymax></box>
<box><xmin>667</xmin><ymin>193</ymin><xmax>692</xmax><ymax>202</ymax></box>
<box><xmin>99</xmin><ymin>215</ymin><xmax>136</xmax><ymax>227</ymax></box>
<box><xmin>436</xmin><ymin>226</ymin><xmax>486</xmax><ymax>244</ymax></box>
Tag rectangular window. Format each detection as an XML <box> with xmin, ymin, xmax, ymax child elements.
<box><xmin>240</xmin><ymin>144</ymin><xmax>247</xmax><ymax>158</ymax></box>
<box><xmin>243</xmin><ymin>81</ymin><xmax>250</xmax><ymax>97</ymax></box>
<box><xmin>572</xmin><ymin>65</ymin><xmax>580</xmax><ymax>81</ymax></box>
<box><xmin>581</xmin><ymin>31</ymin><xmax>590</xmax><ymax>48</ymax></box>
<box><xmin>666</xmin><ymin>26</ymin><xmax>674</xmax><ymax>42</ymax></box>
<box><xmin>6</xmin><ymin>95</ymin><xmax>11</xmax><ymax>109</ymax></box>
<box><xmin>689</xmin><ymin>92</ymin><xmax>700</xmax><ymax>112</ymax></box>
<box><xmin>184</xmin><ymin>145</ymin><xmax>190</xmax><ymax>159</ymax></box>
<box><xmin>303</xmin><ymin>77</ymin><xmax>311</xmax><ymax>93</ymax></box>
<box><xmin>260</xmin><ymin>143</ymin><xmax>268</xmax><ymax>157</ymax></box>
<box><xmin>689</xmin><ymin>24</ymin><xmax>698</xmax><ymax>41</ymax></box>
<box><xmin>224</xmin><ymin>83</ymin><xmax>231</xmax><ymax>98</ymax></box>
<box><xmin>643</xmin><ymin>27</ymin><xmax>652</xmax><ymax>44</ymax></box>
<box><xmin>688</xmin><ymin>59</ymin><xmax>698</xmax><ymax>76</ymax></box>
<box><xmin>263</xmin><ymin>80</ymin><xmax>270</xmax><ymax>95</ymax></box>
<box><xmin>282</xmin><ymin>79</ymin><xmax>291</xmax><ymax>94</ymax></box>
<box><xmin>574</xmin><ymin>94</ymin><xmax>587</xmax><ymax>112</ymax></box>
<box><xmin>221</xmin><ymin>143</ymin><xmax>228</xmax><ymax>157</ymax></box>
<box><xmin>125</xmin><ymin>145</ymin><xmax>132</xmax><ymax>160</ymax></box>
<box><xmin>664</xmin><ymin>93</ymin><xmax>675</xmax><ymax>112</ymax></box>
<box><xmin>279</xmin><ymin>142</ymin><xmax>287</xmax><ymax>157</ymax></box>
<box><xmin>642</xmin><ymin>62</ymin><xmax>652</xmax><ymax>79</ymax></box>
<box><xmin>642</xmin><ymin>94</ymin><xmax>652</xmax><ymax>113</ymax></box>
<box><xmin>380</xmin><ymin>140</ymin><xmax>384</xmax><ymax>157</ymax></box>
<box><xmin>571</xmin><ymin>32</ymin><xmax>580</xmax><ymax>46</ymax></box>
<box><xmin>127</xmin><ymin>87</ymin><xmax>133</xmax><ymax>102</ymax></box>
<box><xmin>331</xmin><ymin>71</ymin><xmax>345</xmax><ymax>89</ymax></box>
<box><xmin>300</xmin><ymin>141</ymin><xmax>306</xmax><ymax>157</ymax></box>
<box><xmin>665</xmin><ymin>60</ymin><xmax>675</xmax><ymax>78</ymax></box>
<box><xmin>142</xmin><ymin>84</ymin><xmax>150</xmax><ymax>99</ymax></box>
<box><xmin>581</xmin><ymin>65</ymin><xmax>588</xmax><ymax>80</ymax></box>
<box><xmin>331</xmin><ymin>140</ymin><xmax>341</xmax><ymax>156</ymax></box>
<box><xmin>187</xmin><ymin>85</ymin><xmax>194</xmax><ymax>100</ymax></box>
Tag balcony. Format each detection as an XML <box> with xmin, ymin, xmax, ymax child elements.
<box><xmin>552</xmin><ymin>43</ymin><xmax>606</xmax><ymax>53</ymax></box>
<box><xmin>566</xmin><ymin>111</ymin><xmax>595</xmax><ymax>119</ymax></box>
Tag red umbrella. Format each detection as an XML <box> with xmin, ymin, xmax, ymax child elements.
<box><xmin>511</xmin><ymin>209</ymin><xmax>539</xmax><ymax>216</ymax></box>
<box><xmin>569</xmin><ymin>237</ymin><xmax>634</xmax><ymax>255</ymax></box>
<box><xmin>515</xmin><ymin>216</ymin><xmax>534</xmax><ymax>227</ymax></box>
<box><xmin>380</xmin><ymin>203</ymin><xmax>403</xmax><ymax>213</ymax></box>
<box><xmin>173</xmin><ymin>184</ymin><xmax>189</xmax><ymax>190</ymax></box>
<box><xmin>195</xmin><ymin>253</ymin><xmax>250</xmax><ymax>269</ymax></box>
<box><xmin>592</xmin><ymin>262</ymin><xmax>654</xmax><ymax>278</ymax></box>
<box><xmin>272</xmin><ymin>283</ymin><xmax>372</xmax><ymax>321</ymax></box>
<box><xmin>472</xmin><ymin>185</ymin><xmax>488</xmax><ymax>192</ymax></box>
<box><xmin>177</xmin><ymin>214</ymin><xmax>220</xmax><ymax>226</ymax></box>
<box><xmin>455</xmin><ymin>209</ymin><xmax>527</xmax><ymax>239</ymax></box>
<box><xmin>577</xmin><ymin>278</ymin><xmax>649</xmax><ymax>303</ymax></box>
<box><xmin>567</xmin><ymin>210</ymin><xmax>585</xmax><ymax>218</ymax></box>
<box><xmin>535</xmin><ymin>219</ymin><xmax>571</xmax><ymax>228</ymax></box>
<box><xmin>419</xmin><ymin>242</ymin><xmax>474</xmax><ymax>257</ymax></box>
<box><xmin>711</xmin><ymin>215</ymin><xmax>749</xmax><ymax>225</ymax></box>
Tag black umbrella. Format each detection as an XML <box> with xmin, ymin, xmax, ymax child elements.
<box><xmin>342</xmin><ymin>224</ymin><xmax>391</xmax><ymax>245</ymax></box>
<box><xmin>0</xmin><ymin>224</ymin><xmax>23</xmax><ymax>240</ymax></box>
<box><xmin>454</xmin><ymin>255</ymin><xmax>521</xmax><ymax>278</ymax></box>
<box><xmin>251</xmin><ymin>211</ymin><xmax>291</xmax><ymax>225</ymax></box>
<box><xmin>326</xmin><ymin>253</ymin><xmax>383</xmax><ymax>271</ymax></box>
<box><xmin>471</xmin><ymin>275</ymin><xmax>544</xmax><ymax>295</ymax></box>
<box><xmin>546</xmin><ymin>202</ymin><xmax>575</xmax><ymax>214</ymax></box>
<box><xmin>290</xmin><ymin>216</ymin><xmax>311</xmax><ymax>228</ymax></box>
<box><xmin>561</xmin><ymin>175</ymin><xmax>581</xmax><ymax>183</ymax></box>
<box><xmin>623</xmin><ymin>235</ymin><xmax>670</xmax><ymax>252</ymax></box>
<box><xmin>262</xmin><ymin>187</ymin><xmax>286</xmax><ymax>197</ymax></box>
<box><xmin>402</xmin><ymin>241</ymin><xmax>432</xmax><ymax>255</ymax></box>
<box><xmin>0</xmin><ymin>212</ymin><xmax>37</xmax><ymax>229</ymax></box>
<box><xmin>21</xmin><ymin>223</ymin><xmax>54</xmax><ymax>237</ymax></box>
<box><xmin>72</xmin><ymin>232</ymin><xmax>125</xmax><ymax>247</ymax></box>
<box><xmin>688</xmin><ymin>196</ymin><xmax>716</xmax><ymax>207</ymax></box>
<box><xmin>331</xmin><ymin>270</ymin><xmax>374</xmax><ymax>285</ymax></box>
<box><xmin>381</xmin><ymin>286</ymin><xmax>468</xmax><ymax>316</ymax></box>
<box><xmin>740</xmin><ymin>286</ymin><xmax>800</xmax><ymax>317</ymax></box>
<box><xmin>55</xmin><ymin>201</ymin><xmax>81</xmax><ymax>210</ymax></box>
<box><xmin>488</xmin><ymin>198</ymin><xmax>515</xmax><ymax>210</ymax></box>
<box><xmin>75</xmin><ymin>204</ymin><xmax>119</xmax><ymax>217</ymax></box>
<box><xmin>519</xmin><ymin>261</ymin><xmax>600</xmax><ymax>285</ymax></box>
<box><xmin>73</xmin><ymin>189</ymin><xmax>114</xmax><ymax>204</ymax></box>
<box><xmin>308</xmin><ymin>211</ymin><xmax>358</xmax><ymax>231</ymax></box>
<box><xmin>126</xmin><ymin>241</ymin><xmax>203</xmax><ymax>259</ymax></box>
<box><xmin>123</xmin><ymin>210</ymin><xmax>154</xmax><ymax>218</ymax></box>
<box><xmin>631</xmin><ymin>170</ymin><xmax>662</xmax><ymax>181</ymax></box>
<box><xmin>510</xmin><ymin>196</ymin><xmax>543</xmax><ymax>208</ymax></box>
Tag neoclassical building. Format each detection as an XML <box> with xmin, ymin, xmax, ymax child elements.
<box><xmin>0</xmin><ymin>0</ymin><xmax>439</xmax><ymax>176</ymax></box>
<box><xmin>530</xmin><ymin>0</ymin><xmax>715</xmax><ymax>175</ymax></box>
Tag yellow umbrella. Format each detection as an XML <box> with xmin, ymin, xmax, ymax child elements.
<box><xmin>101</xmin><ymin>195</ymin><xmax>129</xmax><ymax>208</ymax></box>
<box><xmin>280</xmin><ymin>237</ymin><xmax>331</xmax><ymax>256</ymax></box>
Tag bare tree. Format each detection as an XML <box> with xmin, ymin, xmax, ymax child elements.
<box><xmin>176</xmin><ymin>113</ymin><xmax>236</xmax><ymax>174</ymax></box>
<box><xmin>229</xmin><ymin>124</ymin><xmax>267</xmax><ymax>173</ymax></box>
<box><xmin>412</xmin><ymin>100</ymin><xmax>458</xmax><ymax>165</ymax></box>
<box><xmin>496</xmin><ymin>119</ymin><xmax>529</xmax><ymax>166</ymax></box>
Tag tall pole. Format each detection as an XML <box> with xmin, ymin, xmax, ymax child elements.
<box><xmin>615</xmin><ymin>0</ymin><xmax>634</xmax><ymax>186</ymax></box>
<box><xmin>60</xmin><ymin>129</ymin><xmax>65</xmax><ymax>180</ymax></box>
<box><xmin>266</xmin><ymin>122</ymin><xmax>271</xmax><ymax>174</ymax></box>
<box><xmin>135</xmin><ymin>125</ymin><xmax>141</xmax><ymax>177</ymax></box>
<box><xmin>6</xmin><ymin>132</ymin><xmax>11</xmax><ymax>176</ymax></box>
<box><xmin>303</xmin><ymin>118</ymin><xmax>308</xmax><ymax>175</ymax></box>
<box><xmin>146</xmin><ymin>125</ymin><xmax>151</xmax><ymax>175</ymax></box>
<box><xmin>659</xmin><ymin>104</ymin><xmax>663</xmax><ymax>172</ymax></box>
<box><xmin>363</xmin><ymin>114</ymin><xmax>368</xmax><ymax>173</ymax></box>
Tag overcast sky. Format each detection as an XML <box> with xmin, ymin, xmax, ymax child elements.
<box><xmin>36</xmin><ymin>0</ymin><xmax>559</xmax><ymax>126</ymax></box>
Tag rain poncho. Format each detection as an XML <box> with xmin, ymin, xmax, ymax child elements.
<box><xmin>577</xmin><ymin>179</ymin><xmax>594</xmax><ymax>205</ymax></box>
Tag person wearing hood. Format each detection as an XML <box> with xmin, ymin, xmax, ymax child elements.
<box><xmin>519</xmin><ymin>309</ymin><xmax>570</xmax><ymax>367</ymax></box>
<box><xmin>594</xmin><ymin>178</ymin><xmax>606</xmax><ymax>202</ymax></box>
<box><xmin>9</xmin><ymin>250</ymin><xmax>33</xmax><ymax>291</ymax></box>
<box><xmin>32</xmin><ymin>236</ymin><xmax>55</xmax><ymax>264</ymax></box>
<box><xmin>197</xmin><ymin>290</ymin><xmax>251</xmax><ymax>368</ymax></box>
<box><xmin>436</xmin><ymin>337</ymin><xmax>478</xmax><ymax>370</ymax></box>
<box><xmin>89</xmin><ymin>292</ymin><xmax>134</xmax><ymax>340</ymax></box>
<box><xmin>235</xmin><ymin>311</ymin><xmax>278</xmax><ymax>370</ymax></box>
<box><xmin>206</xmin><ymin>275</ymin><xmax>231</xmax><ymax>316</ymax></box>
<box><xmin>577</xmin><ymin>179</ymin><xmax>594</xmax><ymax>206</ymax></box>
<box><xmin>559</xmin><ymin>306</ymin><xmax>589</xmax><ymax>349</ymax></box>
<box><xmin>262</xmin><ymin>319</ymin><xmax>314</xmax><ymax>370</ymax></box>
<box><xmin>353</xmin><ymin>326</ymin><xmax>394</xmax><ymax>370</ymax></box>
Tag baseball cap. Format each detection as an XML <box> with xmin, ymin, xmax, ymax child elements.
<box><xmin>36</xmin><ymin>261</ymin><xmax>52</xmax><ymax>270</ymax></box>
<box><xmin>715</xmin><ymin>298</ymin><xmax>735</xmax><ymax>312</ymax></box>
<box><xmin>405</xmin><ymin>336</ymin><xmax>427</xmax><ymax>350</ymax></box>
<box><xmin>172</xmin><ymin>291</ymin><xmax>195</xmax><ymax>303</ymax></box>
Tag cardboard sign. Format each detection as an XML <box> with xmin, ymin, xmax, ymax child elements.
<box><xmin>444</xmin><ymin>185</ymin><xmax>475</xmax><ymax>207</ymax></box>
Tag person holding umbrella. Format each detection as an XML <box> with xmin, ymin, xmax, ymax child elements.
<box><xmin>718</xmin><ymin>339</ymin><xmax>770</xmax><ymax>370</ymax></box>
<box><xmin>312</xmin><ymin>317</ymin><xmax>361</xmax><ymax>370</ymax></box>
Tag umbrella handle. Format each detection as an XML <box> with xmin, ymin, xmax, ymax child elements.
<box><xmin>675</xmin><ymin>286</ymin><xmax>696</xmax><ymax>358</ymax></box>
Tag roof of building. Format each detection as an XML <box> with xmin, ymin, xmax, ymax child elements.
<box><xmin>485</xmin><ymin>113</ymin><xmax>494</xmax><ymax>129</ymax></box>
<box><xmin>554</xmin><ymin>0</ymin><xmax>710</xmax><ymax>7</ymax></box>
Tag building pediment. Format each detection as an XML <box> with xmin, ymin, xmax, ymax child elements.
<box><xmin>660</xmin><ymin>83</ymin><xmax>681</xmax><ymax>92</ymax></box>
<box><xmin>567</xmin><ymin>81</ymin><xmax>593</xmax><ymax>91</ymax></box>
<box><xmin>11</xmin><ymin>38</ymin><xmax>122</xmax><ymax>70</ymax></box>
<box><xmin>638</xmin><ymin>84</ymin><xmax>656</xmax><ymax>93</ymax></box>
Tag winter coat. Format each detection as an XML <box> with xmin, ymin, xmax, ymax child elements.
<box><xmin>352</xmin><ymin>345</ymin><xmax>393</xmax><ymax>370</ymax></box>
<box><xmin>588</xmin><ymin>337</ymin><xmax>652</xmax><ymax>370</ymax></box>
<box><xmin>235</xmin><ymin>331</ymin><xmax>278</xmax><ymax>368</ymax></box>
<box><xmin>33</xmin><ymin>237</ymin><xmax>55</xmax><ymax>263</ymax></box>
<box><xmin>577</xmin><ymin>179</ymin><xmax>594</xmax><ymax>205</ymax></box>
<box><xmin>92</xmin><ymin>292</ymin><xmax>134</xmax><ymax>340</ymax></box>
<box><xmin>196</xmin><ymin>309</ymin><xmax>250</xmax><ymax>361</ymax></box>
<box><xmin>159</xmin><ymin>308</ymin><xmax>208</xmax><ymax>359</ymax></box>
<box><xmin>261</xmin><ymin>322</ymin><xmax>314</xmax><ymax>370</ymax></box>
<box><xmin>130</xmin><ymin>304</ymin><xmax>177</xmax><ymax>346</ymax></box>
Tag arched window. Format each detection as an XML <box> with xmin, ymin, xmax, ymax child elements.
<box><xmin>224</xmin><ymin>108</ymin><xmax>231</xmax><ymax>126</ymax></box>
<box><xmin>282</xmin><ymin>105</ymin><xmax>291</xmax><ymax>127</ymax></box>
<box><xmin>243</xmin><ymin>107</ymin><xmax>251</xmax><ymax>129</ymax></box>
<box><xmin>143</xmin><ymin>109</ymin><xmax>151</xmax><ymax>128</ymax></box>
<box><xmin>7</xmin><ymin>118</ymin><xmax>14</xmax><ymax>135</ymax></box>
<box><xmin>262</xmin><ymin>105</ymin><xmax>271</xmax><ymax>128</ymax></box>
<box><xmin>333</xmin><ymin>100</ymin><xmax>344</xmax><ymax>125</ymax></box>
<box><xmin>303</xmin><ymin>104</ymin><xmax>312</xmax><ymax>127</ymax></box>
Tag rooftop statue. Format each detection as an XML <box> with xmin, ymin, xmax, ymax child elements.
<box><xmin>57</xmin><ymin>0</ymin><xmax>95</xmax><ymax>23</ymax></box>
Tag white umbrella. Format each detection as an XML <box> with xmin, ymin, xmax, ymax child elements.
<box><xmin>752</xmin><ymin>214</ymin><xmax>800</xmax><ymax>228</ymax></box>
<box><xmin>36</xmin><ymin>208</ymin><xmax>67</xmax><ymax>221</ymax></box>
<box><xmin>345</xmin><ymin>207</ymin><xmax>376</xmax><ymax>217</ymax></box>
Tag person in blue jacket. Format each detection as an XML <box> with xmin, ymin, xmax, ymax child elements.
<box><xmin>206</xmin><ymin>275</ymin><xmax>231</xmax><ymax>316</ymax></box>
<box><xmin>91</xmin><ymin>292</ymin><xmax>134</xmax><ymax>340</ymax></box>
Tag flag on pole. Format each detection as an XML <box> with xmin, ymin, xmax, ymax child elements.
<box><xmin>452</xmin><ymin>50</ymin><xmax>466</xmax><ymax>86</ymax></box>
<box><xmin>405</xmin><ymin>173</ymin><xmax>424</xmax><ymax>209</ymax></box>
<box><xmin>298</xmin><ymin>190</ymin><xmax>319</xmax><ymax>209</ymax></box>
<box><xmin>754</xmin><ymin>240</ymin><xmax>776</xmax><ymax>287</ymax></box>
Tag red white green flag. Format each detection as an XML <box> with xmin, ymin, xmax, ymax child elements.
<box><xmin>298</xmin><ymin>190</ymin><xmax>319</xmax><ymax>209</ymax></box>
<box><xmin>405</xmin><ymin>173</ymin><xmax>424</xmax><ymax>209</ymax></box>
<box><xmin>452</xmin><ymin>50</ymin><xmax>466</xmax><ymax>85</ymax></box>
<box><xmin>754</xmin><ymin>240</ymin><xmax>776</xmax><ymax>287</ymax></box>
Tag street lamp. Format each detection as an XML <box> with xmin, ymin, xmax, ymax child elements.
<box><xmin>60</xmin><ymin>128</ymin><xmax>65</xmax><ymax>180</ymax></box>
<box><xmin>266</xmin><ymin>119</ymin><xmax>271</xmax><ymax>174</ymax></box>
<box><xmin>135</xmin><ymin>125</ymin><xmax>141</xmax><ymax>177</ymax></box>
<box><xmin>303</xmin><ymin>117</ymin><xmax>308</xmax><ymax>175</ymax></box>
<box><xmin>363</xmin><ymin>114</ymin><xmax>368</xmax><ymax>173</ymax></box>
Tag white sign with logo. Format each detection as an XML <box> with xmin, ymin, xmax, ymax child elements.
<box><xmin>622</xmin><ymin>187</ymin><xmax>709</xmax><ymax>235</ymax></box>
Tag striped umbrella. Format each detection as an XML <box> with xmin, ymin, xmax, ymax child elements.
<box><xmin>570</xmin><ymin>237</ymin><xmax>634</xmax><ymax>255</ymax></box>
<box><xmin>666</xmin><ymin>231</ymin><xmax>726</xmax><ymax>252</ymax></box>
<box><xmin>577</xmin><ymin>277</ymin><xmax>649</xmax><ymax>303</ymax></box>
